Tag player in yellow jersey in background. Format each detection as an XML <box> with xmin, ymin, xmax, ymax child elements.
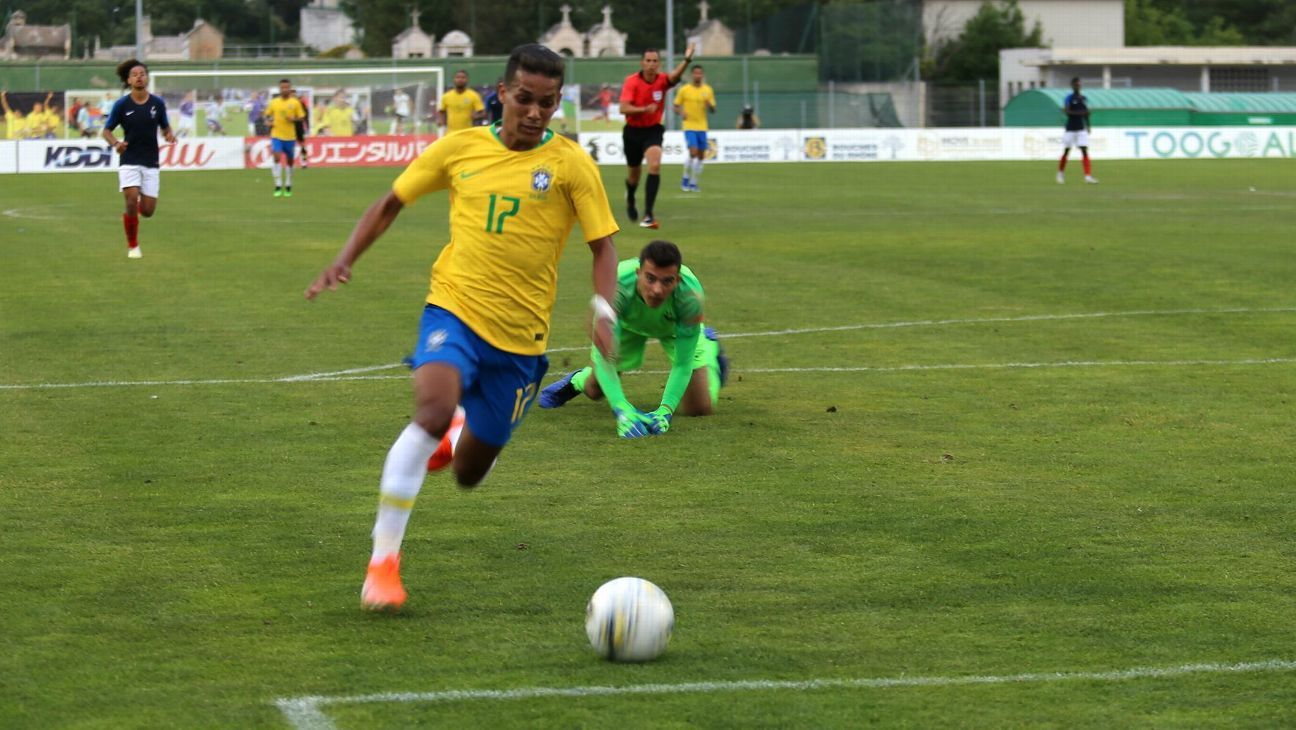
<box><xmin>263</xmin><ymin>79</ymin><xmax>305</xmax><ymax>197</ymax></box>
<box><xmin>437</xmin><ymin>69</ymin><xmax>485</xmax><ymax>134</ymax></box>
<box><xmin>313</xmin><ymin>90</ymin><xmax>355</xmax><ymax>137</ymax></box>
<box><xmin>673</xmin><ymin>65</ymin><xmax>716</xmax><ymax>192</ymax></box>
<box><xmin>1</xmin><ymin>91</ymin><xmax>28</xmax><ymax>139</ymax></box>
<box><xmin>305</xmin><ymin>44</ymin><xmax>634</xmax><ymax>613</ymax></box>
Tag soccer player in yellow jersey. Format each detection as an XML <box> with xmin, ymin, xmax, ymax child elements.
<box><xmin>305</xmin><ymin>44</ymin><xmax>633</xmax><ymax>613</ymax></box>
<box><xmin>673</xmin><ymin>65</ymin><xmax>716</xmax><ymax>192</ymax></box>
<box><xmin>1</xmin><ymin>91</ymin><xmax>27</xmax><ymax>139</ymax></box>
<box><xmin>313</xmin><ymin>90</ymin><xmax>355</xmax><ymax>137</ymax></box>
<box><xmin>437</xmin><ymin>69</ymin><xmax>485</xmax><ymax>134</ymax></box>
<box><xmin>263</xmin><ymin>79</ymin><xmax>305</xmax><ymax>197</ymax></box>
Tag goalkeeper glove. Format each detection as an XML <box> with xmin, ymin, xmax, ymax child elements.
<box><xmin>646</xmin><ymin>406</ymin><xmax>673</xmax><ymax>435</ymax></box>
<box><xmin>613</xmin><ymin>406</ymin><xmax>653</xmax><ymax>439</ymax></box>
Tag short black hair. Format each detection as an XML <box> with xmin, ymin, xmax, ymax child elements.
<box><xmin>642</xmin><ymin>48</ymin><xmax>661</xmax><ymax>59</ymax></box>
<box><xmin>692</xmin><ymin>64</ymin><xmax>703</xmax><ymax>72</ymax></box>
<box><xmin>280</xmin><ymin>78</ymin><xmax>292</xmax><ymax>85</ymax></box>
<box><xmin>1071</xmin><ymin>76</ymin><xmax>1081</xmax><ymax>84</ymax></box>
<box><xmin>116</xmin><ymin>59</ymin><xmax>146</xmax><ymax>86</ymax></box>
<box><xmin>504</xmin><ymin>44</ymin><xmax>565</xmax><ymax>86</ymax></box>
<box><xmin>639</xmin><ymin>240</ymin><xmax>682</xmax><ymax>269</ymax></box>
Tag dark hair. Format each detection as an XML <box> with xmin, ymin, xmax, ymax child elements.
<box><xmin>1071</xmin><ymin>76</ymin><xmax>1080</xmax><ymax>84</ymax></box>
<box><xmin>504</xmin><ymin>44</ymin><xmax>565</xmax><ymax>85</ymax></box>
<box><xmin>639</xmin><ymin>240</ymin><xmax>682</xmax><ymax>269</ymax></box>
<box><xmin>279</xmin><ymin>78</ymin><xmax>292</xmax><ymax>85</ymax></box>
<box><xmin>116</xmin><ymin>59</ymin><xmax>146</xmax><ymax>87</ymax></box>
<box><xmin>642</xmin><ymin>48</ymin><xmax>661</xmax><ymax>59</ymax></box>
<box><xmin>455</xmin><ymin>69</ymin><xmax>469</xmax><ymax>76</ymax></box>
<box><xmin>692</xmin><ymin>64</ymin><xmax>703</xmax><ymax>72</ymax></box>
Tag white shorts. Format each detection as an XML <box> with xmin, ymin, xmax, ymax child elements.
<box><xmin>119</xmin><ymin>165</ymin><xmax>161</xmax><ymax>198</ymax></box>
<box><xmin>1062</xmin><ymin>130</ymin><xmax>1089</xmax><ymax>148</ymax></box>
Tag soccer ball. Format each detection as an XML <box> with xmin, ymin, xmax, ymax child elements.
<box><xmin>585</xmin><ymin>577</ymin><xmax>675</xmax><ymax>662</ymax></box>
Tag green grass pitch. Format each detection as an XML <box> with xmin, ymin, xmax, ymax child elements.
<box><xmin>2</xmin><ymin>158</ymin><xmax>1295</xmax><ymax>728</ymax></box>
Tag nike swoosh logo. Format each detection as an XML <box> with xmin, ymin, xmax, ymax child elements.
<box><xmin>125</xmin><ymin>111</ymin><xmax>135</xmax><ymax>116</ymax></box>
<box><xmin>459</xmin><ymin>170</ymin><xmax>481</xmax><ymax>179</ymax></box>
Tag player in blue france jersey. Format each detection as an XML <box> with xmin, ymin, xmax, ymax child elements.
<box><xmin>1058</xmin><ymin>77</ymin><xmax>1097</xmax><ymax>185</ymax></box>
<box><xmin>102</xmin><ymin>59</ymin><xmax>176</xmax><ymax>258</ymax></box>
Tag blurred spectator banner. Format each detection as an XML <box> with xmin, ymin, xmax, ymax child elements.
<box><xmin>243</xmin><ymin>134</ymin><xmax>439</xmax><ymax>168</ymax></box>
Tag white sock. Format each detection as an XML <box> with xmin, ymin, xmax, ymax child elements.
<box><xmin>284</xmin><ymin>164</ymin><xmax>293</xmax><ymax>187</ymax></box>
<box><xmin>271</xmin><ymin>162</ymin><xmax>282</xmax><ymax>187</ymax></box>
<box><xmin>692</xmin><ymin>159</ymin><xmax>704</xmax><ymax>183</ymax></box>
<box><xmin>371</xmin><ymin>422</ymin><xmax>438</xmax><ymax>562</ymax></box>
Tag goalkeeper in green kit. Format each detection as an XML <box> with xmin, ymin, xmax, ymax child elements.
<box><xmin>539</xmin><ymin>240</ymin><xmax>728</xmax><ymax>437</ymax></box>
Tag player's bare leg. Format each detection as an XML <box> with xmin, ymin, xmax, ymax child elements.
<box><xmin>674</xmin><ymin>366</ymin><xmax>715</xmax><ymax>417</ymax></box>
<box><xmin>449</xmin><ymin>427</ymin><xmax>503</xmax><ymax>488</ymax></box>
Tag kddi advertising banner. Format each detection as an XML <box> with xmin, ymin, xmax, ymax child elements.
<box><xmin>13</xmin><ymin>138</ymin><xmax>245</xmax><ymax>173</ymax></box>
<box><xmin>580</xmin><ymin>126</ymin><xmax>1296</xmax><ymax>164</ymax></box>
<box><xmin>0</xmin><ymin>141</ymin><xmax>16</xmax><ymax>174</ymax></box>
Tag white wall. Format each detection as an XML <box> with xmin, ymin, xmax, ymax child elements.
<box><xmin>925</xmin><ymin>0</ymin><xmax>1123</xmax><ymax>49</ymax></box>
<box><xmin>300</xmin><ymin>6</ymin><xmax>356</xmax><ymax>51</ymax></box>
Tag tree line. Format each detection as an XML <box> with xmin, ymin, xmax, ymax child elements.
<box><xmin>5</xmin><ymin>0</ymin><xmax>1294</xmax><ymax>62</ymax></box>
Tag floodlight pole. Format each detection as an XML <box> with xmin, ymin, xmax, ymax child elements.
<box><xmin>134</xmin><ymin>0</ymin><xmax>144</xmax><ymax>59</ymax></box>
<box><xmin>666</xmin><ymin>0</ymin><xmax>675</xmax><ymax>66</ymax></box>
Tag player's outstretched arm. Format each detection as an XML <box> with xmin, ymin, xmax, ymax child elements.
<box><xmin>588</xmin><ymin>235</ymin><xmax>619</xmax><ymax>363</ymax></box>
<box><xmin>667</xmin><ymin>44</ymin><xmax>696</xmax><ymax>86</ymax></box>
<box><xmin>651</xmin><ymin>329</ymin><xmax>702</xmax><ymax>434</ymax></box>
<box><xmin>304</xmin><ymin>191</ymin><xmax>404</xmax><ymax>300</ymax></box>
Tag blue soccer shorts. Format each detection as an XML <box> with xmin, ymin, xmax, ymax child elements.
<box><xmin>684</xmin><ymin>130</ymin><xmax>708</xmax><ymax>152</ymax></box>
<box><xmin>409</xmin><ymin>305</ymin><xmax>549</xmax><ymax>448</ymax></box>
<box><xmin>270</xmin><ymin>138</ymin><xmax>296</xmax><ymax>162</ymax></box>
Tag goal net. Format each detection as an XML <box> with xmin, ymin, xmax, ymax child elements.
<box><xmin>150</xmin><ymin>66</ymin><xmax>445</xmax><ymax>139</ymax></box>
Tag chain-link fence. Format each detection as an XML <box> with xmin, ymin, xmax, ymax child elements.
<box><xmin>926</xmin><ymin>82</ymin><xmax>1002</xmax><ymax>128</ymax></box>
<box><xmin>727</xmin><ymin>89</ymin><xmax>902</xmax><ymax>129</ymax></box>
<box><xmin>736</xmin><ymin>0</ymin><xmax>922</xmax><ymax>83</ymax></box>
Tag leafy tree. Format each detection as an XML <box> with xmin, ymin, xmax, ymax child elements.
<box><xmin>1160</xmin><ymin>0</ymin><xmax>1296</xmax><ymax>46</ymax></box>
<box><xmin>1125</xmin><ymin>0</ymin><xmax>1243</xmax><ymax>46</ymax></box>
<box><xmin>925</xmin><ymin>0</ymin><xmax>1043</xmax><ymax>82</ymax></box>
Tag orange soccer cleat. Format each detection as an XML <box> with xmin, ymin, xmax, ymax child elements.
<box><xmin>426</xmin><ymin>407</ymin><xmax>465</xmax><ymax>471</ymax></box>
<box><xmin>361</xmin><ymin>554</ymin><xmax>407</xmax><ymax>611</ymax></box>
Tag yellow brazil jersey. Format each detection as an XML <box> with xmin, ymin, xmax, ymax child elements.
<box><xmin>438</xmin><ymin>88</ymin><xmax>485</xmax><ymax>132</ymax></box>
<box><xmin>315</xmin><ymin>106</ymin><xmax>354</xmax><ymax>137</ymax></box>
<box><xmin>265</xmin><ymin>96</ymin><xmax>305</xmax><ymax>140</ymax></box>
<box><xmin>4</xmin><ymin>112</ymin><xmax>26</xmax><ymax>139</ymax></box>
<box><xmin>392</xmin><ymin>126</ymin><xmax>620</xmax><ymax>355</ymax></box>
<box><xmin>674</xmin><ymin>83</ymin><xmax>716</xmax><ymax>131</ymax></box>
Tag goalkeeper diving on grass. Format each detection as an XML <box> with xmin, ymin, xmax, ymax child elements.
<box><xmin>539</xmin><ymin>240</ymin><xmax>728</xmax><ymax>437</ymax></box>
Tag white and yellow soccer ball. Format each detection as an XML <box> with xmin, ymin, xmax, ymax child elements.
<box><xmin>585</xmin><ymin>577</ymin><xmax>675</xmax><ymax>662</ymax></box>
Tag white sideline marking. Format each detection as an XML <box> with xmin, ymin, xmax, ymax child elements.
<box><xmin>718</xmin><ymin>306</ymin><xmax>1296</xmax><ymax>340</ymax></box>
<box><xmin>274</xmin><ymin>658</ymin><xmax>1296</xmax><ymax>730</ymax></box>
<box><xmin>5</xmin><ymin>357</ymin><xmax>1290</xmax><ymax>391</ymax></box>
<box><xmin>739</xmin><ymin>357</ymin><xmax>1296</xmax><ymax>374</ymax></box>
<box><xmin>2</xmin><ymin>307</ymin><xmax>1295</xmax><ymax>391</ymax></box>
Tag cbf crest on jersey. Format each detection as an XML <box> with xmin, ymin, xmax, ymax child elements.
<box><xmin>530</xmin><ymin>165</ymin><xmax>554</xmax><ymax>200</ymax></box>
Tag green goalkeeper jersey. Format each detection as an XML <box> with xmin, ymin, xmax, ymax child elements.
<box><xmin>613</xmin><ymin>258</ymin><xmax>705</xmax><ymax>340</ymax></box>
